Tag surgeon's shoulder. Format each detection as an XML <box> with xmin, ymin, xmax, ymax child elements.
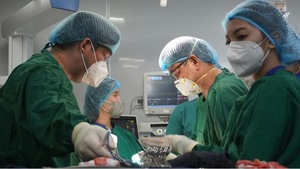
<box><xmin>251</xmin><ymin>69</ymin><xmax>300</xmax><ymax>93</ymax></box>
<box><xmin>26</xmin><ymin>56</ymin><xmax>68</xmax><ymax>86</ymax></box>
<box><xmin>214</xmin><ymin>70</ymin><xmax>247</xmax><ymax>94</ymax></box>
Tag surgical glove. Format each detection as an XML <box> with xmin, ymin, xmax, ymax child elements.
<box><xmin>72</xmin><ymin>122</ymin><xmax>116</xmax><ymax>161</ymax></box>
<box><xmin>165</xmin><ymin>135</ymin><xmax>199</xmax><ymax>155</ymax></box>
<box><xmin>166</xmin><ymin>153</ymin><xmax>177</xmax><ymax>161</ymax></box>
<box><xmin>140</xmin><ymin>136</ymin><xmax>171</xmax><ymax>147</ymax></box>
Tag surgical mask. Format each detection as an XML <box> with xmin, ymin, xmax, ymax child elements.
<box><xmin>175</xmin><ymin>67</ymin><xmax>216</xmax><ymax>96</ymax></box>
<box><xmin>82</xmin><ymin>61</ymin><xmax>108</xmax><ymax>87</ymax></box>
<box><xmin>81</xmin><ymin>42</ymin><xmax>108</xmax><ymax>87</ymax></box>
<box><xmin>175</xmin><ymin>78</ymin><xmax>200</xmax><ymax>96</ymax></box>
<box><xmin>102</xmin><ymin>99</ymin><xmax>125</xmax><ymax>118</ymax></box>
<box><xmin>226</xmin><ymin>38</ymin><xmax>270</xmax><ymax>77</ymax></box>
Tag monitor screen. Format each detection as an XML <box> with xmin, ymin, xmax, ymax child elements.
<box><xmin>111</xmin><ymin>115</ymin><xmax>139</xmax><ymax>139</ymax></box>
<box><xmin>143</xmin><ymin>71</ymin><xmax>188</xmax><ymax>115</ymax></box>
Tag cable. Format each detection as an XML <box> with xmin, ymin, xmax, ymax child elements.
<box><xmin>129</xmin><ymin>96</ymin><xmax>143</xmax><ymax>114</ymax></box>
<box><xmin>131</xmin><ymin>105</ymin><xmax>143</xmax><ymax>114</ymax></box>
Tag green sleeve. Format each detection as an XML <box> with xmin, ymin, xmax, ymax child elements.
<box><xmin>166</xmin><ymin>103</ymin><xmax>184</xmax><ymax>135</ymax></box>
<box><xmin>192</xmin><ymin>96</ymin><xmax>208</xmax><ymax>143</ymax></box>
<box><xmin>25</xmin><ymin>66</ymin><xmax>89</xmax><ymax>156</ymax></box>
<box><xmin>234</xmin><ymin>80</ymin><xmax>297</xmax><ymax>162</ymax></box>
<box><xmin>225</xmin><ymin>72</ymin><xmax>300</xmax><ymax>167</ymax></box>
<box><xmin>206</xmin><ymin>76</ymin><xmax>247</xmax><ymax>145</ymax></box>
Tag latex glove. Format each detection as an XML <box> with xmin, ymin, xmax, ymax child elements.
<box><xmin>139</xmin><ymin>136</ymin><xmax>170</xmax><ymax>147</ymax></box>
<box><xmin>165</xmin><ymin>135</ymin><xmax>198</xmax><ymax>155</ymax></box>
<box><xmin>72</xmin><ymin>122</ymin><xmax>117</xmax><ymax>161</ymax></box>
<box><xmin>166</xmin><ymin>152</ymin><xmax>177</xmax><ymax>161</ymax></box>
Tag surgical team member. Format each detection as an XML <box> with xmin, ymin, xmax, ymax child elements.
<box><xmin>0</xmin><ymin>11</ymin><xmax>121</xmax><ymax>167</ymax></box>
<box><xmin>148</xmin><ymin>1</ymin><xmax>300</xmax><ymax>167</ymax></box>
<box><xmin>219</xmin><ymin>0</ymin><xmax>300</xmax><ymax>166</ymax></box>
<box><xmin>166</xmin><ymin>98</ymin><xmax>198</xmax><ymax>138</ymax></box>
<box><xmin>84</xmin><ymin>76</ymin><xmax>143</xmax><ymax>161</ymax></box>
<box><xmin>148</xmin><ymin>36</ymin><xmax>248</xmax><ymax>155</ymax></box>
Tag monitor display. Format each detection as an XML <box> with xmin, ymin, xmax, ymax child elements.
<box><xmin>143</xmin><ymin>71</ymin><xmax>188</xmax><ymax>115</ymax></box>
<box><xmin>111</xmin><ymin>115</ymin><xmax>139</xmax><ymax>139</ymax></box>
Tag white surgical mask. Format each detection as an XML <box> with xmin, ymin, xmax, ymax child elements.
<box><xmin>81</xmin><ymin>42</ymin><xmax>108</xmax><ymax>87</ymax></box>
<box><xmin>82</xmin><ymin>61</ymin><xmax>108</xmax><ymax>87</ymax></box>
<box><xmin>226</xmin><ymin>38</ymin><xmax>270</xmax><ymax>77</ymax></box>
<box><xmin>102</xmin><ymin>99</ymin><xmax>125</xmax><ymax>118</ymax></box>
<box><xmin>175</xmin><ymin>67</ymin><xmax>216</xmax><ymax>96</ymax></box>
<box><xmin>175</xmin><ymin>78</ymin><xmax>201</xmax><ymax>96</ymax></box>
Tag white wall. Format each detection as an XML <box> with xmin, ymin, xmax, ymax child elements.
<box><xmin>1</xmin><ymin>0</ymin><xmax>300</xmax><ymax>123</ymax></box>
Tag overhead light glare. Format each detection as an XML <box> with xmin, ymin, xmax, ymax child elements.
<box><xmin>160</xmin><ymin>0</ymin><xmax>167</xmax><ymax>7</ymax></box>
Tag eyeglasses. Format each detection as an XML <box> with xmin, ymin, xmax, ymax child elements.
<box><xmin>169</xmin><ymin>59</ymin><xmax>188</xmax><ymax>80</ymax></box>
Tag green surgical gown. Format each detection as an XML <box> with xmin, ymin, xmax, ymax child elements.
<box><xmin>192</xmin><ymin>68</ymin><xmax>248</xmax><ymax>146</ymax></box>
<box><xmin>112</xmin><ymin>124</ymin><xmax>143</xmax><ymax>161</ymax></box>
<box><xmin>166</xmin><ymin>98</ymin><xmax>198</xmax><ymax>138</ymax></box>
<box><xmin>195</xmin><ymin>69</ymin><xmax>300</xmax><ymax>167</ymax></box>
<box><xmin>0</xmin><ymin>50</ymin><xmax>89</xmax><ymax>167</ymax></box>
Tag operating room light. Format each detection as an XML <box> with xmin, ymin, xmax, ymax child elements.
<box><xmin>109</xmin><ymin>17</ymin><xmax>125</xmax><ymax>23</ymax></box>
<box><xmin>160</xmin><ymin>0</ymin><xmax>167</xmax><ymax>7</ymax></box>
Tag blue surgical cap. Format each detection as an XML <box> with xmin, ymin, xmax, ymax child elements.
<box><xmin>49</xmin><ymin>11</ymin><xmax>121</xmax><ymax>54</ymax></box>
<box><xmin>159</xmin><ymin>36</ymin><xmax>219</xmax><ymax>70</ymax></box>
<box><xmin>222</xmin><ymin>0</ymin><xmax>300</xmax><ymax>66</ymax></box>
<box><xmin>84</xmin><ymin>76</ymin><xmax>121</xmax><ymax>122</ymax></box>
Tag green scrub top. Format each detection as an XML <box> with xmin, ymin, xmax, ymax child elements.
<box><xmin>112</xmin><ymin>124</ymin><xmax>143</xmax><ymax>161</ymax></box>
<box><xmin>192</xmin><ymin>68</ymin><xmax>248</xmax><ymax>146</ymax></box>
<box><xmin>194</xmin><ymin>69</ymin><xmax>300</xmax><ymax>167</ymax></box>
<box><xmin>222</xmin><ymin>69</ymin><xmax>300</xmax><ymax>167</ymax></box>
<box><xmin>166</xmin><ymin>98</ymin><xmax>198</xmax><ymax>138</ymax></box>
<box><xmin>0</xmin><ymin>50</ymin><xmax>89</xmax><ymax>167</ymax></box>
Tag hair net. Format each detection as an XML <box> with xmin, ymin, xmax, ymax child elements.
<box><xmin>84</xmin><ymin>76</ymin><xmax>121</xmax><ymax>122</ymax></box>
<box><xmin>49</xmin><ymin>11</ymin><xmax>121</xmax><ymax>54</ymax></box>
<box><xmin>221</xmin><ymin>0</ymin><xmax>300</xmax><ymax>66</ymax></box>
<box><xmin>159</xmin><ymin>36</ymin><xmax>219</xmax><ymax>70</ymax></box>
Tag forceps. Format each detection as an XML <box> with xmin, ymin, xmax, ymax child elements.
<box><xmin>102</xmin><ymin>130</ymin><xmax>133</xmax><ymax>167</ymax></box>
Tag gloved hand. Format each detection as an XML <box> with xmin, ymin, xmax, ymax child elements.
<box><xmin>140</xmin><ymin>135</ymin><xmax>198</xmax><ymax>155</ymax></box>
<box><xmin>165</xmin><ymin>135</ymin><xmax>199</xmax><ymax>155</ymax></box>
<box><xmin>166</xmin><ymin>152</ymin><xmax>178</xmax><ymax>160</ymax></box>
<box><xmin>139</xmin><ymin>136</ymin><xmax>168</xmax><ymax>147</ymax></box>
<box><xmin>72</xmin><ymin>122</ymin><xmax>117</xmax><ymax>161</ymax></box>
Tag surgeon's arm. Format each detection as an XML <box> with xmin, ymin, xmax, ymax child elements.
<box><xmin>234</xmin><ymin>82</ymin><xmax>291</xmax><ymax>162</ymax></box>
<box><xmin>209</xmin><ymin>80</ymin><xmax>247</xmax><ymax>143</ymax></box>
<box><xmin>25</xmin><ymin>67</ymin><xmax>88</xmax><ymax>156</ymax></box>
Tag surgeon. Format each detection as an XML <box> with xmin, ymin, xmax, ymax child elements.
<box><xmin>0</xmin><ymin>11</ymin><xmax>121</xmax><ymax>167</ymax></box>
<box><xmin>142</xmin><ymin>36</ymin><xmax>248</xmax><ymax>154</ymax></box>
<box><xmin>84</xmin><ymin>76</ymin><xmax>143</xmax><ymax>161</ymax></box>
<box><xmin>166</xmin><ymin>98</ymin><xmax>198</xmax><ymax>138</ymax></box>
